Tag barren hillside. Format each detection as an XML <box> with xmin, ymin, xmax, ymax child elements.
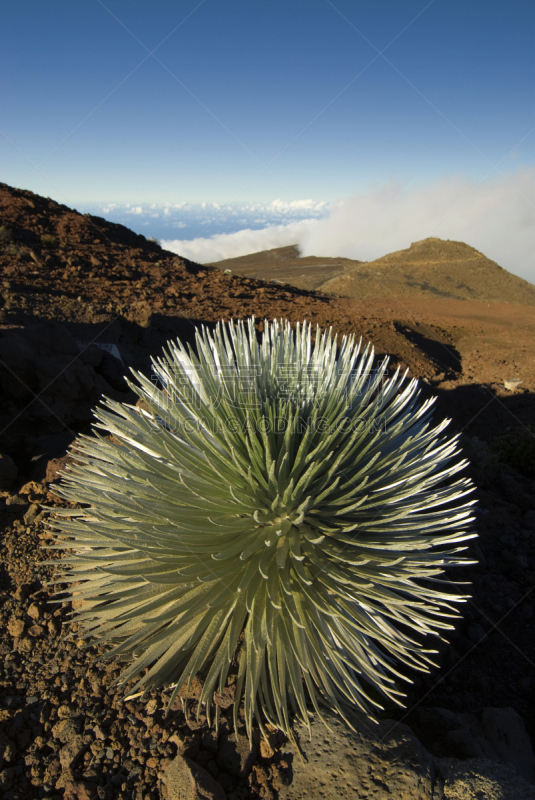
<box><xmin>205</xmin><ymin>245</ymin><xmax>354</xmax><ymax>290</ymax></box>
<box><xmin>209</xmin><ymin>238</ymin><xmax>535</xmax><ymax>306</ymax></box>
<box><xmin>320</xmin><ymin>237</ymin><xmax>535</xmax><ymax>305</ymax></box>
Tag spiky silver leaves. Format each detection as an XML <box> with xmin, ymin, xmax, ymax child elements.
<box><xmin>42</xmin><ymin>317</ymin><xmax>476</xmax><ymax>740</ymax></box>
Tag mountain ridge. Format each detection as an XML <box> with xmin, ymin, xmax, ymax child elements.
<box><xmin>208</xmin><ymin>237</ymin><xmax>535</xmax><ymax>305</ymax></box>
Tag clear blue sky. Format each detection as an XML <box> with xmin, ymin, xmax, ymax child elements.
<box><xmin>3</xmin><ymin>0</ymin><xmax>534</xmax><ymax>203</ymax></box>
<box><xmin>2</xmin><ymin>1</ymin><xmax>535</xmax><ymax>277</ymax></box>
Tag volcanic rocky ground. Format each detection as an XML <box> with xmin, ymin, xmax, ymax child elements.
<box><xmin>1</xmin><ymin>181</ymin><xmax>535</xmax><ymax>800</ymax></box>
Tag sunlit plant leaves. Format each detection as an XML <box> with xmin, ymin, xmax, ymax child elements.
<box><xmin>41</xmin><ymin>317</ymin><xmax>476</xmax><ymax>741</ymax></box>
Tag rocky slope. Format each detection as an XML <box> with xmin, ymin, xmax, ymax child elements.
<box><xmin>1</xmin><ymin>182</ymin><xmax>535</xmax><ymax>800</ymax></box>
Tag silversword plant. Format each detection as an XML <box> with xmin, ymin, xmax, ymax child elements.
<box><xmin>42</xmin><ymin>317</ymin><xmax>476</xmax><ymax>741</ymax></box>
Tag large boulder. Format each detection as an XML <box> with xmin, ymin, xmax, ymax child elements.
<box><xmin>276</xmin><ymin>710</ymin><xmax>535</xmax><ymax>800</ymax></box>
<box><xmin>277</xmin><ymin>712</ymin><xmax>438</xmax><ymax>800</ymax></box>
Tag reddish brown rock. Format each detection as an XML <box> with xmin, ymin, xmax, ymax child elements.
<box><xmin>160</xmin><ymin>754</ymin><xmax>226</xmax><ymax>800</ymax></box>
<box><xmin>216</xmin><ymin>732</ymin><xmax>257</xmax><ymax>778</ymax></box>
<box><xmin>58</xmin><ymin>734</ymin><xmax>93</xmax><ymax>768</ymax></box>
<box><xmin>62</xmin><ymin>778</ymin><xmax>95</xmax><ymax>800</ymax></box>
<box><xmin>44</xmin><ymin>454</ymin><xmax>71</xmax><ymax>484</ymax></box>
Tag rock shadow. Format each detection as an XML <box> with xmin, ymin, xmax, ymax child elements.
<box><xmin>0</xmin><ymin>311</ymin><xmax>212</xmax><ymax>483</ymax></box>
<box><xmin>393</xmin><ymin>320</ymin><xmax>462</xmax><ymax>378</ymax></box>
<box><xmin>428</xmin><ymin>381</ymin><xmax>535</xmax><ymax>446</ymax></box>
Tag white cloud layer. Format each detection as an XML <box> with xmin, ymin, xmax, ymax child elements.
<box><xmin>86</xmin><ymin>198</ymin><xmax>328</xmax><ymax>243</ymax></box>
<box><xmin>298</xmin><ymin>171</ymin><xmax>535</xmax><ymax>283</ymax></box>
<box><xmin>161</xmin><ymin>171</ymin><xmax>535</xmax><ymax>283</ymax></box>
<box><xmin>162</xmin><ymin>219</ymin><xmax>319</xmax><ymax>263</ymax></box>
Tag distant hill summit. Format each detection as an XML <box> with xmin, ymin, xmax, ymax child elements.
<box><xmin>205</xmin><ymin>245</ymin><xmax>355</xmax><ymax>290</ymax></box>
<box><xmin>320</xmin><ymin>237</ymin><xmax>535</xmax><ymax>305</ymax></box>
<box><xmin>210</xmin><ymin>237</ymin><xmax>535</xmax><ymax>305</ymax></box>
